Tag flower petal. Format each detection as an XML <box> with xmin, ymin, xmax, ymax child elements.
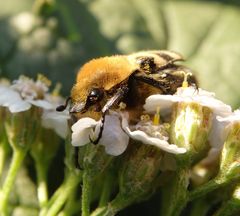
<box><xmin>71</xmin><ymin>118</ymin><xmax>98</xmax><ymax>146</ymax></box>
<box><xmin>144</xmin><ymin>94</ymin><xmax>177</xmax><ymax>114</ymax></box>
<box><xmin>0</xmin><ymin>86</ymin><xmax>31</xmax><ymax>112</ymax></box>
<box><xmin>42</xmin><ymin>111</ymin><xmax>70</xmax><ymax>138</ymax></box>
<box><xmin>98</xmin><ymin>115</ymin><xmax>129</xmax><ymax>156</ymax></box>
<box><xmin>9</xmin><ymin>101</ymin><xmax>31</xmax><ymax>113</ymax></box>
<box><xmin>30</xmin><ymin>99</ymin><xmax>54</xmax><ymax>110</ymax></box>
<box><xmin>144</xmin><ymin>87</ymin><xmax>232</xmax><ymax>117</ymax></box>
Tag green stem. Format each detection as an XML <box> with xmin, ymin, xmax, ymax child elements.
<box><xmin>39</xmin><ymin>182</ymin><xmax>65</xmax><ymax>216</ymax></box>
<box><xmin>61</xmin><ymin>193</ymin><xmax>82</xmax><ymax>216</ymax></box>
<box><xmin>98</xmin><ymin>173</ymin><xmax>113</xmax><ymax>207</ymax></box>
<box><xmin>0</xmin><ymin>144</ymin><xmax>6</xmax><ymax>177</ymax></box>
<box><xmin>189</xmin><ymin>178</ymin><xmax>223</xmax><ymax>201</ymax></box>
<box><xmin>82</xmin><ymin>171</ymin><xmax>92</xmax><ymax>216</ymax></box>
<box><xmin>189</xmin><ymin>198</ymin><xmax>212</xmax><ymax>216</ymax></box>
<box><xmin>213</xmin><ymin>198</ymin><xmax>240</xmax><ymax>216</ymax></box>
<box><xmin>91</xmin><ymin>195</ymin><xmax>135</xmax><ymax>216</ymax></box>
<box><xmin>161</xmin><ymin>165</ymin><xmax>190</xmax><ymax>216</ymax></box>
<box><xmin>35</xmin><ymin>161</ymin><xmax>48</xmax><ymax>207</ymax></box>
<box><xmin>0</xmin><ymin>149</ymin><xmax>26</xmax><ymax>215</ymax></box>
<box><xmin>44</xmin><ymin>172</ymin><xmax>81</xmax><ymax>216</ymax></box>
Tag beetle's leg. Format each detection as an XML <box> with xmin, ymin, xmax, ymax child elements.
<box><xmin>133</xmin><ymin>73</ymin><xmax>169</xmax><ymax>94</ymax></box>
<box><xmin>134</xmin><ymin>66</ymin><xmax>198</xmax><ymax>94</ymax></box>
<box><xmin>74</xmin><ymin>146</ymin><xmax>83</xmax><ymax>170</ymax></box>
<box><xmin>90</xmin><ymin>85</ymin><xmax>129</xmax><ymax>145</ymax></box>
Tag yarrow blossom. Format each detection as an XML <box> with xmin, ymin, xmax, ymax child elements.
<box><xmin>71</xmin><ymin>112</ymin><xmax>186</xmax><ymax>156</ymax></box>
<box><xmin>144</xmin><ymin>86</ymin><xmax>232</xmax><ymax>155</ymax></box>
<box><xmin>144</xmin><ymin>86</ymin><xmax>231</xmax><ymax>117</ymax></box>
<box><xmin>0</xmin><ymin>75</ymin><xmax>53</xmax><ymax>113</ymax></box>
<box><xmin>72</xmin><ymin>111</ymin><xmax>129</xmax><ymax>156</ymax></box>
<box><xmin>121</xmin><ymin>113</ymin><xmax>186</xmax><ymax>154</ymax></box>
<box><xmin>0</xmin><ymin>75</ymin><xmax>70</xmax><ymax>139</ymax></box>
<box><xmin>70</xmin><ymin>86</ymin><xmax>234</xmax><ymax>157</ymax></box>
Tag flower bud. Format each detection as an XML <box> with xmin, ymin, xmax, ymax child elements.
<box><xmin>5</xmin><ymin>108</ymin><xmax>41</xmax><ymax>151</ymax></box>
<box><xmin>30</xmin><ymin>127</ymin><xmax>61</xmax><ymax>166</ymax></box>
<box><xmin>117</xmin><ymin>143</ymin><xmax>163</xmax><ymax>204</ymax></box>
<box><xmin>171</xmin><ymin>102</ymin><xmax>213</xmax><ymax>158</ymax></box>
<box><xmin>77</xmin><ymin>144</ymin><xmax>113</xmax><ymax>179</ymax></box>
<box><xmin>219</xmin><ymin>122</ymin><xmax>240</xmax><ymax>180</ymax></box>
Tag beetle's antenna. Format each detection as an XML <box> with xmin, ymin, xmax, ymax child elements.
<box><xmin>56</xmin><ymin>97</ymin><xmax>71</xmax><ymax>112</ymax></box>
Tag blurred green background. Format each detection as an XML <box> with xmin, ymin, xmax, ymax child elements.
<box><xmin>0</xmin><ymin>0</ymin><xmax>240</xmax><ymax>108</ymax></box>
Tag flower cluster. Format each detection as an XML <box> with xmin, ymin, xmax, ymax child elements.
<box><xmin>2</xmin><ymin>75</ymin><xmax>240</xmax><ymax>216</ymax></box>
<box><xmin>71</xmin><ymin>86</ymin><xmax>232</xmax><ymax>158</ymax></box>
<box><xmin>0</xmin><ymin>75</ymin><xmax>69</xmax><ymax>138</ymax></box>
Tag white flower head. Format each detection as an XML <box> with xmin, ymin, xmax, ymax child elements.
<box><xmin>71</xmin><ymin>112</ymin><xmax>129</xmax><ymax>156</ymax></box>
<box><xmin>71</xmin><ymin>110</ymin><xmax>186</xmax><ymax>156</ymax></box>
<box><xmin>0</xmin><ymin>75</ymin><xmax>53</xmax><ymax>113</ymax></box>
<box><xmin>11</xmin><ymin>75</ymin><xmax>49</xmax><ymax>100</ymax></box>
<box><xmin>121</xmin><ymin>112</ymin><xmax>186</xmax><ymax>154</ymax></box>
<box><xmin>144</xmin><ymin>86</ymin><xmax>232</xmax><ymax>147</ymax></box>
<box><xmin>143</xmin><ymin>86</ymin><xmax>232</xmax><ymax>158</ymax></box>
<box><xmin>144</xmin><ymin>86</ymin><xmax>232</xmax><ymax>117</ymax></box>
<box><xmin>71</xmin><ymin>87</ymin><xmax>232</xmax><ymax>156</ymax></box>
<box><xmin>0</xmin><ymin>75</ymin><xmax>70</xmax><ymax>138</ymax></box>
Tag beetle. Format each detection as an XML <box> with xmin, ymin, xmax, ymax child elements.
<box><xmin>57</xmin><ymin>50</ymin><xmax>197</xmax><ymax>144</ymax></box>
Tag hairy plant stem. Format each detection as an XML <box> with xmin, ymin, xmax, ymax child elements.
<box><xmin>0</xmin><ymin>144</ymin><xmax>6</xmax><ymax>177</ymax></box>
<box><xmin>98</xmin><ymin>173</ymin><xmax>114</xmax><ymax>207</ymax></box>
<box><xmin>41</xmin><ymin>172</ymin><xmax>81</xmax><ymax>216</ymax></box>
<box><xmin>161</xmin><ymin>166</ymin><xmax>190</xmax><ymax>216</ymax></box>
<box><xmin>189</xmin><ymin>198</ymin><xmax>212</xmax><ymax>216</ymax></box>
<box><xmin>82</xmin><ymin>171</ymin><xmax>92</xmax><ymax>216</ymax></box>
<box><xmin>91</xmin><ymin>195</ymin><xmax>135</xmax><ymax>216</ymax></box>
<box><xmin>189</xmin><ymin>178</ymin><xmax>223</xmax><ymax>201</ymax></box>
<box><xmin>35</xmin><ymin>161</ymin><xmax>48</xmax><ymax>207</ymax></box>
<box><xmin>213</xmin><ymin>198</ymin><xmax>240</xmax><ymax>216</ymax></box>
<box><xmin>0</xmin><ymin>149</ymin><xmax>26</xmax><ymax>215</ymax></box>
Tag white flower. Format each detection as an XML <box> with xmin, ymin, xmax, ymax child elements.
<box><xmin>71</xmin><ymin>112</ymin><xmax>129</xmax><ymax>156</ymax></box>
<box><xmin>0</xmin><ymin>76</ymin><xmax>70</xmax><ymax>138</ymax></box>
<box><xmin>0</xmin><ymin>76</ymin><xmax>53</xmax><ymax>113</ymax></box>
<box><xmin>144</xmin><ymin>86</ymin><xmax>232</xmax><ymax>159</ymax></box>
<box><xmin>144</xmin><ymin>86</ymin><xmax>231</xmax><ymax>117</ymax></box>
<box><xmin>210</xmin><ymin>110</ymin><xmax>240</xmax><ymax>149</ymax></box>
<box><xmin>71</xmin><ymin>111</ymin><xmax>186</xmax><ymax>156</ymax></box>
<box><xmin>11</xmin><ymin>76</ymin><xmax>49</xmax><ymax>100</ymax></box>
<box><xmin>121</xmin><ymin>113</ymin><xmax>186</xmax><ymax>154</ymax></box>
<box><xmin>42</xmin><ymin>110</ymin><xmax>70</xmax><ymax>139</ymax></box>
<box><xmin>203</xmin><ymin>110</ymin><xmax>240</xmax><ymax>164</ymax></box>
<box><xmin>144</xmin><ymin>86</ymin><xmax>232</xmax><ymax>147</ymax></box>
<box><xmin>71</xmin><ymin>87</ymin><xmax>232</xmax><ymax>156</ymax></box>
<box><xmin>41</xmin><ymin>92</ymin><xmax>70</xmax><ymax>139</ymax></box>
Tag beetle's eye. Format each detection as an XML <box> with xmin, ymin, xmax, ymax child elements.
<box><xmin>88</xmin><ymin>88</ymin><xmax>104</xmax><ymax>103</ymax></box>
